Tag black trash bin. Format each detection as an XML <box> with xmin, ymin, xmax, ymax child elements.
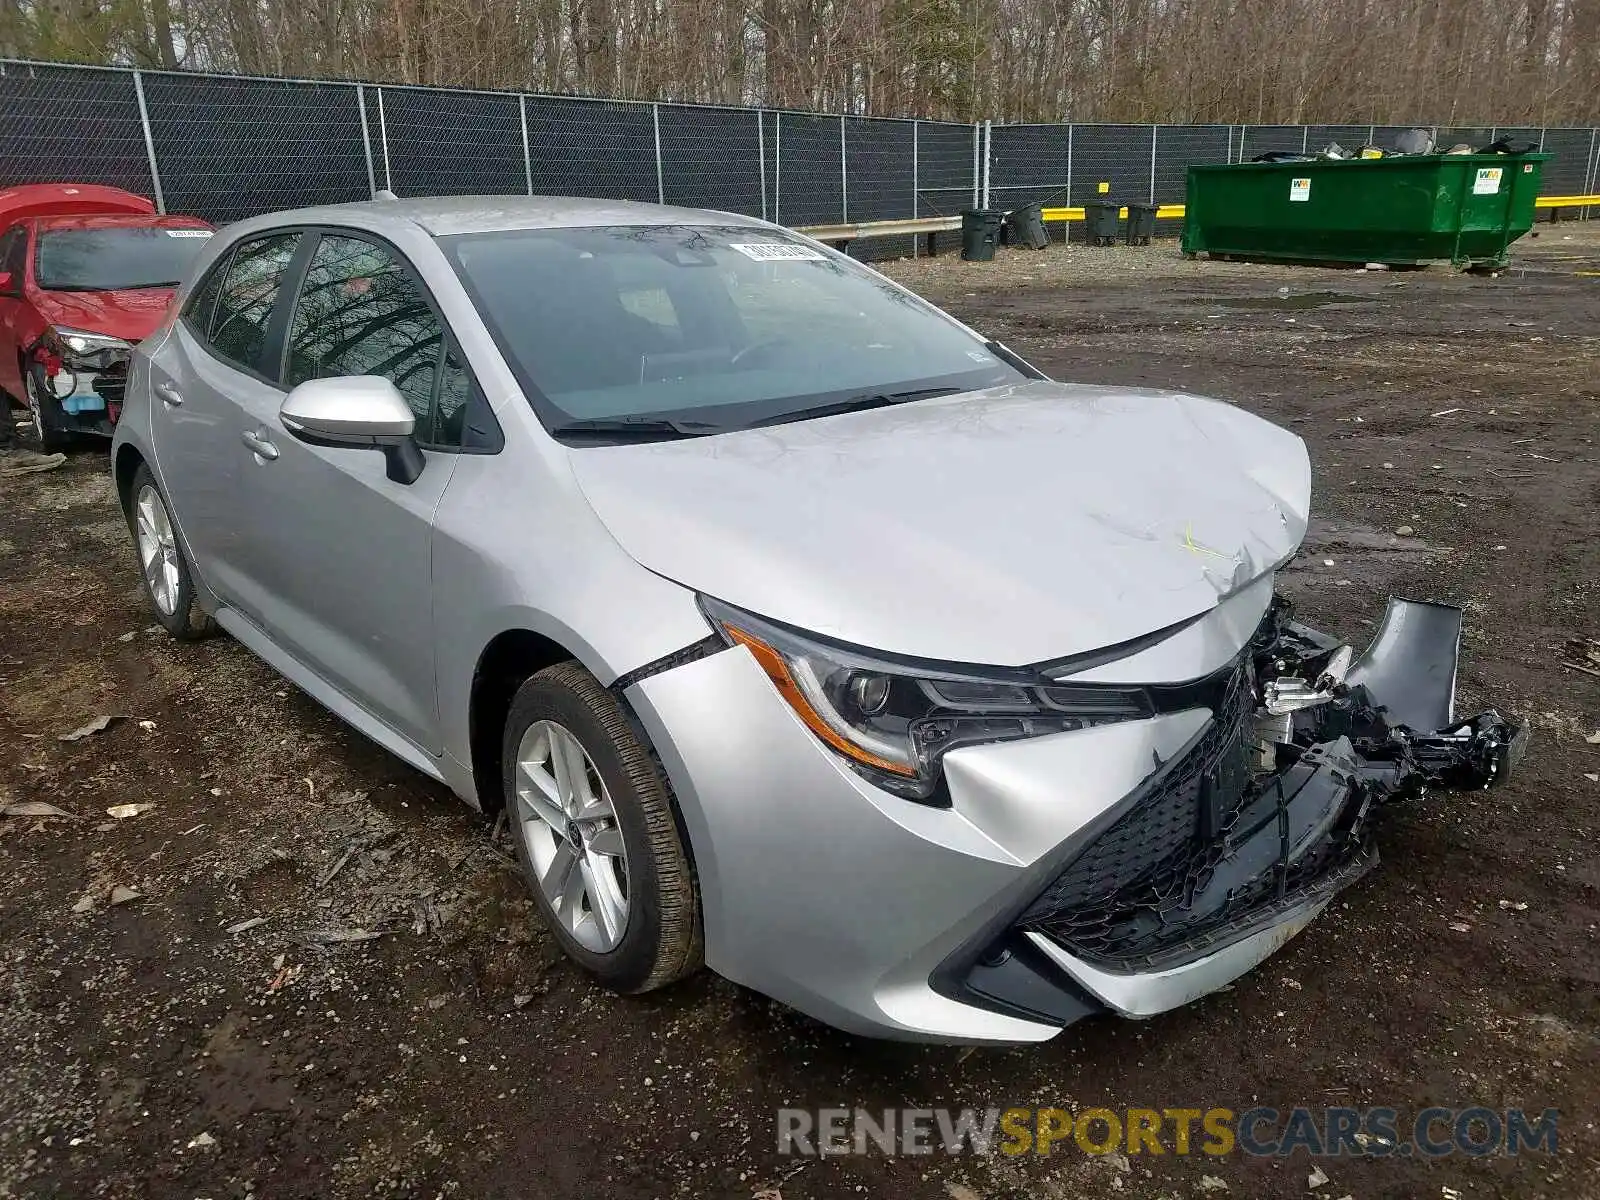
<box><xmin>1004</xmin><ymin>202</ymin><xmax>1050</xmax><ymax>250</ymax></box>
<box><xmin>961</xmin><ymin>209</ymin><xmax>1004</xmax><ymax>261</ymax></box>
<box><xmin>1125</xmin><ymin>203</ymin><xmax>1157</xmax><ymax>246</ymax></box>
<box><xmin>1083</xmin><ymin>200</ymin><xmax>1120</xmax><ymax>246</ymax></box>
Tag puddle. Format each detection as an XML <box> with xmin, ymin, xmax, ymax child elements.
<box><xmin>1209</xmin><ymin>291</ymin><xmax>1372</xmax><ymax>311</ymax></box>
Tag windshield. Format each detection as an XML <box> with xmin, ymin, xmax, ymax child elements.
<box><xmin>443</xmin><ymin>225</ymin><xmax>1025</xmax><ymax>440</ymax></box>
<box><xmin>35</xmin><ymin>227</ymin><xmax>213</xmax><ymax>291</ymax></box>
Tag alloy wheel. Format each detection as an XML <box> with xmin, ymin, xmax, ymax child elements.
<box><xmin>134</xmin><ymin>484</ymin><xmax>181</xmax><ymax>616</ymax></box>
<box><xmin>513</xmin><ymin>719</ymin><xmax>632</xmax><ymax>952</ymax></box>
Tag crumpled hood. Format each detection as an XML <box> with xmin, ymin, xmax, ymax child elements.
<box><xmin>570</xmin><ymin>381</ymin><xmax>1311</xmax><ymax>666</ymax></box>
<box><xmin>31</xmin><ymin>287</ymin><xmax>175</xmax><ymax>344</ymax></box>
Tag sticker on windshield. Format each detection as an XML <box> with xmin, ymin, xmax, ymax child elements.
<box><xmin>165</xmin><ymin>228</ymin><xmax>213</xmax><ymax>238</ymax></box>
<box><xmin>729</xmin><ymin>242</ymin><xmax>826</xmax><ymax>262</ymax></box>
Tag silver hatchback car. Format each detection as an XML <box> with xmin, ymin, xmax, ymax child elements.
<box><xmin>112</xmin><ymin>197</ymin><xmax>1524</xmax><ymax>1042</ymax></box>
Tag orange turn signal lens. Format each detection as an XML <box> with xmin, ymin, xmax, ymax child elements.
<box><xmin>723</xmin><ymin>624</ymin><xmax>917</xmax><ymax>777</ymax></box>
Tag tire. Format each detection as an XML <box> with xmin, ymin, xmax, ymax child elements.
<box><xmin>127</xmin><ymin>463</ymin><xmax>216</xmax><ymax>640</ymax></box>
<box><xmin>501</xmin><ymin>661</ymin><xmax>701</xmax><ymax>994</ymax></box>
<box><xmin>24</xmin><ymin>365</ymin><xmax>71</xmax><ymax>453</ymax></box>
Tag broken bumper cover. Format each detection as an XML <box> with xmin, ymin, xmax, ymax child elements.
<box><xmin>952</xmin><ymin>597</ymin><xmax>1526</xmax><ymax>1027</ymax></box>
<box><xmin>628</xmin><ymin>596</ymin><xmax>1525</xmax><ymax>1042</ymax></box>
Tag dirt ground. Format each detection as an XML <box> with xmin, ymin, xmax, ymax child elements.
<box><xmin>1</xmin><ymin>222</ymin><xmax>1597</xmax><ymax>1200</ymax></box>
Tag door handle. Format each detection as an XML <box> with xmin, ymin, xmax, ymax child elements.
<box><xmin>241</xmin><ymin>429</ymin><xmax>279</xmax><ymax>461</ymax></box>
<box><xmin>154</xmin><ymin>381</ymin><xmax>183</xmax><ymax>407</ymax></box>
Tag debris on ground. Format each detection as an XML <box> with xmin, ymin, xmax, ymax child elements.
<box><xmin>108</xmin><ymin>885</ymin><xmax>142</xmax><ymax>906</ymax></box>
<box><xmin>2</xmin><ymin>799</ymin><xmax>77</xmax><ymax>820</ymax></box>
<box><xmin>225</xmin><ymin>916</ymin><xmax>268</xmax><ymax>935</ymax></box>
<box><xmin>1308</xmin><ymin>1164</ymin><xmax>1331</xmax><ymax>1188</ymax></box>
<box><xmin>106</xmin><ymin>802</ymin><xmax>155</xmax><ymax>819</ymax></box>
<box><xmin>185</xmin><ymin>1131</ymin><xmax>217</xmax><ymax>1151</ymax></box>
<box><xmin>1560</xmin><ymin>638</ymin><xmax>1600</xmax><ymax>679</ymax></box>
<box><xmin>58</xmin><ymin>714</ymin><xmax>128</xmax><ymax>742</ymax></box>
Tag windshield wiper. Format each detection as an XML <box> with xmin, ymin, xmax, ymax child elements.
<box><xmin>747</xmin><ymin>385</ymin><xmax>964</xmax><ymax>429</ymax></box>
<box><xmin>122</xmin><ymin>280</ymin><xmax>182</xmax><ymax>290</ymax></box>
<box><xmin>547</xmin><ymin>416</ymin><xmax>724</xmax><ymax>442</ymax></box>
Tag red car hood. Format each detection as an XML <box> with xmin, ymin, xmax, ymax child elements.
<box><xmin>30</xmin><ymin>287</ymin><xmax>176</xmax><ymax>344</ymax></box>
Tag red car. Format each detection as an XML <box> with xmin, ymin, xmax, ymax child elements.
<box><xmin>0</xmin><ymin>184</ymin><xmax>213</xmax><ymax>450</ymax></box>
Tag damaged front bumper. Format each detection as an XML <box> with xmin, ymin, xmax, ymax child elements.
<box><xmin>957</xmin><ymin>596</ymin><xmax>1527</xmax><ymax>1024</ymax></box>
<box><xmin>629</xmin><ymin>592</ymin><xmax>1526</xmax><ymax>1042</ymax></box>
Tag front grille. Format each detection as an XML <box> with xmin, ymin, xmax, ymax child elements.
<box><xmin>1018</xmin><ymin>654</ymin><xmax>1369</xmax><ymax>969</ymax></box>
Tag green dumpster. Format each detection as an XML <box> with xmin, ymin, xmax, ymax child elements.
<box><xmin>1181</xmin><ymin>153</ymin><xmax>1548</xmax><ymax>268</ymax></box>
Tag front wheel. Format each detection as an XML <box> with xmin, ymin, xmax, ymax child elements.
<box><xmin>127</xmin><ymin>464</ymin><xmax>215</xmax><ymax>640</ymax></box>
<box><xmin>24</xmin><ymin>366</ymin><xmax>70</xmax><ymax>453</ymax></box>
<box><xmin>501</xmin><ymin>662</ymin><xmax>702</xmax><ymax>993</ymax></box>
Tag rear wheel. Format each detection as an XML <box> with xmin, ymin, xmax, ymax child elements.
<box><xmin>501</xmin><ymin>662</ymin><xmax>701</xmax><ymax>993</ymax></box>
<box><xmin>128</xmin><ymin>463</ymin><xmax>215</xmax><ymax>640</ymax></box>
<box><xmin>24</xmin><ymin>366</ymin><xmax>70</xmax><ymax>453</ymax></box>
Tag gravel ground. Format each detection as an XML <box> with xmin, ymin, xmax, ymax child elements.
<box><xmin>1</xmin><ymin>221</ymin><xmax>1597</xmax><ymax>1199</ymax></box>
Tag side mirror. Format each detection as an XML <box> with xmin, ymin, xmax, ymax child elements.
<box><xmin>279</xmin><ymin>376</ymin><xmax>425</xmax><ymax>484</ymax></box>
<box><xmin>0</xmin><ymin>270</ymin><xmax>14</xmax><ymax>295</ymax></box>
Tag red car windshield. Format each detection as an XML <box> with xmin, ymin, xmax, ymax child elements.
<box><xmin>34</xmin><ymin>226</ymin><xmax>211</xmax><ymax>292</ymax></box>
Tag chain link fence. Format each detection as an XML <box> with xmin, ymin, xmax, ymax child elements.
<box><xmin>3</xmin><ymin>59</ymin><xmax>1597</xmax><ymax>243</ymax></box>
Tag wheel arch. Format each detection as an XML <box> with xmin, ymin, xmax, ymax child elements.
<box><xmin>468</xmin><ymin>628</ymin><xmax>581</xmax><ymax>814</ymax></box>
<box><xmin>113</xmin><ymin>441</ymin><xmax>147</xmax><ymax>519</ymax></box>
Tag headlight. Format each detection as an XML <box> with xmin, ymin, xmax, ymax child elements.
<box><xmin>48</xmin><ymin>326</ymin><xmax>133</xmax><ymax>362</ymax></box>
<box><xmin>701</xmin><ymin>597</ymin><xmax>1152</xmax><ymax>803</ymax></box>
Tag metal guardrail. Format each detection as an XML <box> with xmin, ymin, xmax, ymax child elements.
<box><xmin>798</xmin><ymin>195</ymin><xmax>1599</xmax><ymax>247</ymax></box>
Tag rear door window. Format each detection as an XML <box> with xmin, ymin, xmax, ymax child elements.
<box><xmin>207</xmin><ymin>233</ymin><xmax>301</xmax><ymax>376</ymax></box>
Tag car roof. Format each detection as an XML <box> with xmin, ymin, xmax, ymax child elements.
<box><xmin>233</xmin><ymin>194</ymin><xmax>770</xmax><ymax>238</ymax></box>
<box><xmin>0</xmin><ymin>183</ymin><xmax>157</xmax><ymax>225</ymax></box>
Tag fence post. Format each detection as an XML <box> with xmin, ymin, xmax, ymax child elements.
<box><xmin>376</xmin><ymin>87</ymin><xmax>392</xmax><ymax>192</ymax></box>
<box><xmin>1065</xmin><ymin>123</ymin><xmax>1074</xmax><ymax>222</ymax></box>
<box><xmin>757</xmin><ymin>111</ymin><xmax>767</xmax><ymax>221</ymax></box>
<box><xmin>774</xmin><ymin>111</ymin><xmax>782</xmax><ymax>225</ymax></box>
<box><xmin>1367</xmin><ymin>124</ymin><xmax>1375</xmax><ymax>147</ymax></box>
<box><xmin>1301</xmin><ymin>126</ymin><xmax>1309</xmax><ymax>154</ymax></box>
<box><xmin>981</xmin><ymin>119</ymin><xmax>991</xmax><ymax>208</ymax></box>
<box><xmin>1149</xmin><ymin>125</ymin><xmax>1159</xmax><ymax>204</ymax></box>
<box><xmin>652</xmin><ymin>103</ymin><xmax>665</xmax><ymax>204</ymax></box>
<box><xmin>356</xmin><ymin>84</ymin><xmax>377</xmax><ymax>198</ymax></box>
<box><xmin>839</xmin><ymin>115</ymin><xmax>848</xmax><ymax>222</ymax></box>
<box><xmin>1585</xmin><ymin>127</ymin><xmax>1597</xmax><ymax>219</ymax></box>
<box><xmin>971</xmin><ymin>123</ymin><xmax>980</xmax><ymax>208</ymax></box>
<box><xmin>519</xmin><ymin>95</ymin><xmax>533</xmax><ymax>195</ymax></box>
<box><xmin>131</xmin><ymin>70</ymin><xmax>165</xmax><ymax>214</ymax></box>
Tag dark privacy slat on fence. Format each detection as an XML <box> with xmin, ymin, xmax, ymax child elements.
<box><xmin>1541</xmin><ymin>128</ymin><xmax>1592</xmax><ymax>193</ymax></box>
<box><xmin>988</xmin><ymin>124</ymin><xmax>1069</xmax><ymax>207</ymax></box>
<box><xmin>0</xmin><ymin>65</ymin><xmax>153</xmax><ymax>196</ymax></box>
<box><xmin>1438</xmin><ymin>126</ymin><xmax>1495</xmax><ymax>151</ymax></box>
<box><xmin>143</xmin><ymin>74</ymin><xmax>369</xmax><ymax>222</ymax></box>
<box><xmin>380</xmin><ymin>86</ymin><xmax>523</xmax><ymax>197</ymax></box>
<box><xmin>843</xmin><ymin>118</ymin><xmax>913</xmax><ymax>222</ymax></box>
<box><xmin>659</xmin><ymin>105</ymin><xmax>763</xmax><ymax>217</ymax></box>
<box><xmin>1069</xmin><ymin>125</ymin><xmax>1156</xmax><ymax>204</ymax></box>
<box><xmin>524</xmin><ymin>97</ymin><xmax>656</xmax><ymax>203</ymax></box>
<box><xmin>1305</xmin><ymin>125</ymin><xmax>1374</xmax><ymax>153</ymax></box>
<box><xmin>774</xmin><ymin>113</ymin><xmax>843</xmax><ymax>226</ymax></box>
<box><xmin>1240</xmin><ymin>125</ymin><xmax>1307</xmax><ymax>160</ymax></box>
<box><xmin>915</xmin><ymin>121</ymin><xmax>973</xmax><ymax>216</ymax></box>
